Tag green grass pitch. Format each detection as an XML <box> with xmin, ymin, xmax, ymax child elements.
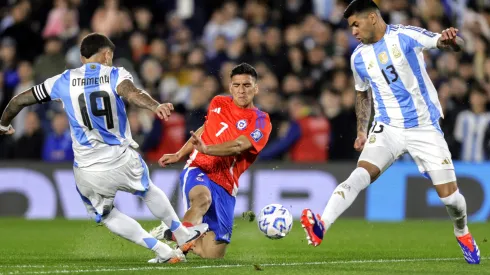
<box><xmin>0</xmin><ymin>218</ymin><xmax>488</xmax><ymax>274</ymax></box>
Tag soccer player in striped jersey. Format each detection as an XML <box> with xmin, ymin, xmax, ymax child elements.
<box><xmin>0</xmin><ymin>33</ymin><xmax>208</xmax><ymax>264</ymax></box>
<box><xmin>300</xmin><ymin>0</ymin><xmax>480</xmax><ymax>264</ymax></box>
<box><xmin>150</xmin><ymin>63</ymin><xmax>272</xmax><ymax>258</ymax></box>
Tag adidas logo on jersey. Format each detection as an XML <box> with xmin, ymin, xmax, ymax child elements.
<box><xmin>212</xmin><ymin>108</ymin><xmax>221</xmax><ymax>114</ymax></box>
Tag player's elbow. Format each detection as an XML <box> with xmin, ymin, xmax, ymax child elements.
<box><xmin>232</xmin><ymin>140</ymin><xmax>251</xmax><ymax>155</ymax></box>
<box><xmin>230</xmin><ymin>144</ymin><xmax>243</xmax><ymax>155</ymax></box>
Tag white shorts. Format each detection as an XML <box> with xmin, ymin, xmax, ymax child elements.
<box><xmin>73</xmin><ymin>148</ymin><xmax>151</xmax><ymax>217</ymax></box>
<box><xmin>359</xmin><ymin>121</ymin><xmax>454</xmax><ymax>176</ymax></box>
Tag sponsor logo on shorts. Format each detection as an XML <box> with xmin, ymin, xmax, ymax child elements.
<box><xmin>369</xmin><ymin>135</ymin><xmax>376</xmax><ymax>144</ymax></box>
<box><xmin>441</xmin><ymin>158</ymin><xmax>452</xmax><ymax>165</ymax></box>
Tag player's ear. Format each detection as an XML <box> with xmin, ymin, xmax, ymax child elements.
<box><xmin>80</xmin><ymin>55</ymin><xmax>85</xmax><ymax>64</ymax></box>
<box><xmin>370</xmin><ymin>11</ymin><xmax>379</xmax><ymax>25</ymax></box>
<box><xmin>103</xmin><ymin>50</ymin><xmax>112</xmax><ymax>66</ymax></box>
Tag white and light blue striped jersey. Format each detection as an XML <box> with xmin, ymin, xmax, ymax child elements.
<box><xmin>351</xmin><ymin>24</ymin><xmax>443</xmax><ymax>129</ymax></box>
<box><xmin>32</xmin><ymin>63</ymin><xmax>137</xmax><ymax>171</ymax></box>
<box><xmin>454</xmin><ymin>111</ymin><xmax>490</xmax><ymax>162</ymax></box>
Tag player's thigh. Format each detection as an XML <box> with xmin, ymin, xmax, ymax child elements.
<box><xmin>117</xmin><ymin>149</ymin><xmax>151</xmax><ymax>196</ymax></box>
<box><xmin>359</xmin><ymin>122</ymin><xmax>405</xmax><ymax>178</ymax></box>
<box><xmin>180</xmin><ymin>167</ymin><xmax>213</xmax><ymax>211</ymax></box>
<box><xmin>73</xmin><ymin>167</ymin><xmax>117</xmax><ymax>217</ymax></box>
<box><xmin>406</xmin><ymin>126</ymin><xmax>455</xmax><ymax>177</ymax></box>
<box><xmin>192</xmin><ymin>231</ymin><xmax>228</xmax><ymax>259</ymax></box>
<box><xmin>203</xmin><ymin>182</ymin><xmax>236</xmax><ymax>244</ymax></box>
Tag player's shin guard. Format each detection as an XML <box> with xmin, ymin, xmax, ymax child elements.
<box><xmin>102</xmin><ymin>208</ymin><xmax>174</xmax><ymax>257</ymax></box>
<box><xmin>321</xmin><ymin>167</ymin><xmax>371</xmax><ymax>229</ymax></box>
<box><xmin>142</xmin><ymin>184</ymin><xmax>191</xmax><ymax>245</ymax></box>
<box><xmin>439</xmin><ymin>189</ymin><xmax>468</xmax><ymax>237</ymax></box>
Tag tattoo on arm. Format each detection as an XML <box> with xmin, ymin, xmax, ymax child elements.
<box><xmin>0</xmin><ymin>89</ymin><xmax>38</xmax><ymax>126</ymax></box>
<box><xmin>355</xmin><ymin>90</ymin><xmax>372</xmax><ymax>135</ymax></box>
<box><xmin>437</xmin><ymin>36</ymin><xmax>464</xmax><ymax>52</ymax></box>
<box><xmin>117</xmin><ymin>79</ymin><xmax>159</xmax><ymax>111</ymax></box>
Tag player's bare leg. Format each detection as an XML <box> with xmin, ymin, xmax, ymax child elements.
<box><xmin>182</xmin><ymin>185</ymin><xmax>212</xmax><ymax>225</ymax></box>
<box><xmin>433</xmin><ymin>178</ymin><xmax>480</xmax><ymax>264</ymax></box>
<box><xmin>191</xmin><ymin>231</ymin><xmax>227</xmax><ymax>259</ymax></box>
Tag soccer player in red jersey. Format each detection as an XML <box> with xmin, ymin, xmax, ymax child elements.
<box><xmin>150</xmin><ymin>63</ymin><xmax>272</xmax><ymax>258</ymax></box>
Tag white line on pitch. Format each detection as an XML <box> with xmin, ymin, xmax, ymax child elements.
<box><xmin>0</xmin><ymin>257</ymin><xmax>485</xmax><ymax>274</ymax></box>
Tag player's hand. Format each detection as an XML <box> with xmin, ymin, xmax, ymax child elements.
<box><xmin>0</xmin><ymin>125</ymin><xmax>15</xmax><ymax>136</ymax></box>
<box><xmin>440</xmin><ymin>27</ymin><xmax>459</xmax><ymax>46</ymax></box>
<box><xmin>190</xmin><ymin>130</ymin><xmax>208</xmax><ymax>154</ymax></box>
<box><xmin>158</xmin><ymin>153</ymin><xmax>181</xmax><ymax>168</ymax></box>
<box><xmin>154</xmin><ymin>103</ymin><xmax>174</xmax><ymax>121</ymax></box>
<box><xmin>354</xmin><ymin>133</ymin><xmax>367</xmax><ymax>152</ymax></box>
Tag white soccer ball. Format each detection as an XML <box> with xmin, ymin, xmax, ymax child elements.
<box><xmin>257</xmin><ymin>203</ymin><xmax>293</xmax><ymax>239</ymax></box>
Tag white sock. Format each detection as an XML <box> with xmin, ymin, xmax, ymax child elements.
<box><xmin>439</xmin><ymin>189</ymin><xmax>469</xmax><ymax>237</ymax></box>
<box><xmin>102</xmin><ymin>207</ymin><xmax>173</xmax><ymax>257</ymax></box>
<box><xmin>142</xmin><ymin>184</ymin><xmax>191</xmax><ymax>245</ymax></box>
<box><xmin>321</xmin><ymin>167</ymin><xmax>371</xmax><ymax>230</ymax></box>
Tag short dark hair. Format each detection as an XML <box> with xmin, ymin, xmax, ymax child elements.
<box><xmin>230</xmin><ymin>63</ymin><xmax>258</xmax><ymax>81</ymax></box>
<box><xmin>80</xmin><ymin>33</ymin><xmax>116</xmax><ymax>59</ymax></box>
<box><xmin>471</xmin><ymin>84</ymin><xmax>487</xmax><ymax>96</ymax></box>
<box><xmin>343</xmin><ymin>0</ymin><xmax>380</xmax><ymax>19</ymax></box>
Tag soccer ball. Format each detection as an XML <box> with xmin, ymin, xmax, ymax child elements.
<box><xmin>257</xmin><ymin>204</ymin><xmax>293</xmax><ymax>239</ymax></box>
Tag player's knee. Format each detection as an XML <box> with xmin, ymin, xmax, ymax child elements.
<box><xmin>357</xmin><ymin>161</ymin><xmax>381</xmax><ymax>182</ymax></box>
<box><xmin>435</xmin><ymin>181</ymin><xmax>458</xmax><ymax>199</ymax></box>
<box><xmin>189</xmin><ymin>190</ymin><xmax>212</xmax><ymax>210</ymax></box>
<box><xmin>429</xmin><ymin>170</ymin><xmax>458</xmax><ymax>198</ymax></box>
<box><xmin>198</xmin><ymin>247</ymin><xmax>226</xmax><ymax>259</ymax></box>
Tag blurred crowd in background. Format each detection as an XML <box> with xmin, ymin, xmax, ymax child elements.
<box><xmin>1</xmin><ymin>0</ymin><xmax>490</xmax><ymax>164</ymax></box>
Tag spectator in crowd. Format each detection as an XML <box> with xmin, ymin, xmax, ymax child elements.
<box><xmin>33</xmin><ymin>36</ymin><xmax>65</xmax><ymax>84</ymax></box>
<box><xmin>0</xmin><ymin>0</ymin><xmax>488</xmax><ymax>163</ymax></box>
<box><xmin>260</xmin><ymin>95</ymin><xmax>330</xmax><ymax>162</ymax></box>
<box><xmin>13</xmin><ymin>112</ymin><xmax>44</xmax><ymax>160</ymax></box>
<box><xmin>42</xmin><ymin>112</ymin><xmax>73</xmax><ymax>162</ymax></box>
<box><xmin>454</xmin><ymin>85</ymin><xmax>490</xmax><ymax>162</ymax></box>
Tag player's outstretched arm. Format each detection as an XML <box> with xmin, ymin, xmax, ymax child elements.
<box><xmin>117</xmin><ymin>79</ymin><xmax>174</xmax><ymax>121</ymax></box>
<box><xmin>0</xmin><ymin>89</ymin><xmax>38</xmax><ymax>135</ymax></box>
<box><xmin>191</xmin><ymin>132</ymin><xmax>252</xmax><ymax>157</ymax></box>
<box><xmin>159</xmin><ymin>125</ymin><xmax>205</xmax><ymax>167</ymax></box>
<box><xmin>437</xmin><ymin>27</ymin><xmax>464</xmax><ymax>52</ymax></box>
<box><xmin>353</xmin><ymin>90</ymin><xmax>372</xmax><ymax>152</ymax></box>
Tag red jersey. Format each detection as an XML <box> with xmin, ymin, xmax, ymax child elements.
<box><xmin>186</xmin><ymin>95</ymin><xmax>272</xmax><ymax>196</ymax></box>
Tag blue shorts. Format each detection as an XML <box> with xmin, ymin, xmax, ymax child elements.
<box><xmin>180</xmin><ymin>167</ymin><xmax>236</xmax><ymax>243</ymax></box>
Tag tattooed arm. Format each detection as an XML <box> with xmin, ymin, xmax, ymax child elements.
<box><xmin>353</xmin><ymin>90</ymin><xmax>372</xmax><ymax>151</ymax></box>
<box><xmin>0</xmin><ymin>89</ymin><xmax>38</xmax><ymax>134</ymax></box>
<box><xmin>356</xmin><ymin>90</ymin><xmax>372</xmax><ymax>135</ymax></box>
<box><xmin>116</xmin><ymin>79</ymin><xmax>174</xmax><ymax>121</ymax></box>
